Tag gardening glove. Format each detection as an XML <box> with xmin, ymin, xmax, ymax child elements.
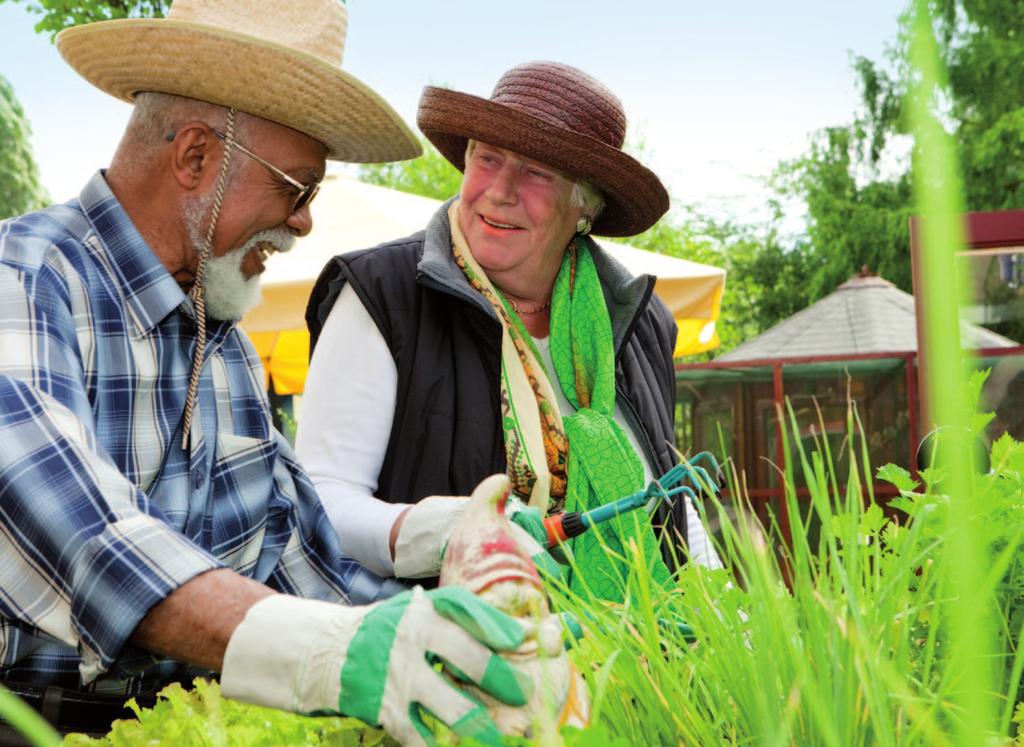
<box><xmin>392</xmin><ymin>491</ymin><xmax>566</xmax><ymax>580</ymax></box>
<box><xmin>505</xmin><ymin>497</ymin><xmax>569</xmax><ymax>581</ymax></box>
<box><xmin>221</xmin><ymin>587</ymin><xmax>531</xmax><ymax>747</ymax></box>
<box><xmin>504</xmin><ymin>497</ymin><xmax>547</xmax><ymax>546</ymax></box>
<box><xmin>392</xmin><ymin>496</ymin><xmax>469</xmax><ymax>578</ymax></box>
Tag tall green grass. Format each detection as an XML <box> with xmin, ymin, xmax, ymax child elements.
<box><xmin>550</xmin><ymin>375</ymin><xmax>1024</xmax><ymax>745</ymax></box>
<box><xmin>906</xmin><ymin>0</ymin><xmax>990</xmax><ymax>739</ymax></box>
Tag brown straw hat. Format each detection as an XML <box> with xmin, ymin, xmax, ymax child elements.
<box><xmin>55</xmin><ymin>0</ymin><xmax>420</xmax><ymax>163</ymax></box>
<box><xmin>417</xmin><ymin>61</ymin><xmax>669</xmax><ymax>237</ymax></box>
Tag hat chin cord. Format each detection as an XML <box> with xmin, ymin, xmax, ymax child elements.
<box><xmin>181</xmin><ymin>108</ymin><xmax>237</xmax><ymax>450</ymax></box>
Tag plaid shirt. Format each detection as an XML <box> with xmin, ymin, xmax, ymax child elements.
<box><xmin>0</xmin><ymin>172</ymin><xmax>396</xmax><ymax>696</ymax></box>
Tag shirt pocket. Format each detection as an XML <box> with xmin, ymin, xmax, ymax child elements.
<box><xmin>209</xmin><ymin>432</ymin><xmax>275</xmax><ymax>562</ymax></box>
<box><xmin>212</xmin><ymin>432</ymin><xmax>274</xmax><ymax>494</ymax></box>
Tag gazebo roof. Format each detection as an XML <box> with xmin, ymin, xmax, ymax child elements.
<box><xmin>718</xmin><ymin>270</ymin><xmax>1017</xmax><ymax>362</ymax></box>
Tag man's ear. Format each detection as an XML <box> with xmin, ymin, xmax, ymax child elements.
<box><xmin>168</xmin><ymin>121</ymin><xmax>221</xmax><ymax>192</ymax></box>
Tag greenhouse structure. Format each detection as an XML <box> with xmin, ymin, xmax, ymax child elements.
<box><xmin>676</xmin><ymin>268</ymin><xmax>1024</xmax><ymax>540</ymax></box>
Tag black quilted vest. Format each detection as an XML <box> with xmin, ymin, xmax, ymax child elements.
<box><xmin>306</xmin><ymin>202</ymin><xmax>687</xmax><ymax>562</ymax></box>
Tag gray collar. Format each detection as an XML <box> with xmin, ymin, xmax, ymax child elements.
<box><xmin>417</xmin><ymin>197</ymin><xmax>496</xmax><ymax>319</ymax></box>
<box><xmin>416</xmin><ymin>199</ymin><xmax>654</xmax><ymax>353</ymax></box>
<box><xmin>588</xmin><ymin>234</ymin><xmax>656</xmax><ymax>355</ymax></box>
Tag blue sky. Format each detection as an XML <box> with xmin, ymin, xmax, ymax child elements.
<box><xmin>0</xmin><ymin>0</ymin><xmax>907</xmax><ymax>221</ymax></box>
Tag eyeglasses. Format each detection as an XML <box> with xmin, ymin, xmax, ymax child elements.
<box><xmin>213</xmin><ymin>130</ymin><xmax>321</xmax><ymax>214</ymax></box>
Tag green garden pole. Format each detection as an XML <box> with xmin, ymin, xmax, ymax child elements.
<box><xmin>0</xmin><ymin>684</ymin><xmax>61</xmax><ymax>747</ymax></box>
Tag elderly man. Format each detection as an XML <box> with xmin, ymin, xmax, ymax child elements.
<box><xmin>0</xmin><ymin>1</ymin><xmax>530</xmax><ymax>745</ymax></box>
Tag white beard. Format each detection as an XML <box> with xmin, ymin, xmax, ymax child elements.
<box><xmin>202</xmin><ymin>241</ymin><xmax>263</xmax><ymax>322</ymax></box>
<box><xmin>183</xmin><ymin>194</ymin><xmax>295</xmax><ymax>322</ymax></box>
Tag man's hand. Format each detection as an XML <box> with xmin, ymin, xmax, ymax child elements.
<box><xmin>221</xmin><ymin>586</ymin><xmax>531</xmax><ymax>746</ymax></box>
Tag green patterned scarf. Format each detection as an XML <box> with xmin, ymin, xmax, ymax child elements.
<box><xmin>450</xmin><ymin>198</ymin><xmax>670</xmax><ymax>601</ymax></box>
<box><xmin>549</xmin><ymin>241</ymin><xmax>672</xmax><ymax>600</ymax></box>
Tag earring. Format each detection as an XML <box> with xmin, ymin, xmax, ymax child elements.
<box><xmin>576</xmin><ymin>216</ymin><xmax>592</xmax><ymax>235</ymax></box>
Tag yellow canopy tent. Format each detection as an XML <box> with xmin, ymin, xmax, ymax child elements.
<box><xmin>240</xmin><ymin>176</ymin><xmax>725</xmax><ymax>395</ymax></box>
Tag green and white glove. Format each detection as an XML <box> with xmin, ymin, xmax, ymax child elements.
<box><xmin>221</xmin><ymin>587</ymin><xmax>531</xmax><ymax>746</ymax></box>
<box><xmin>504</xmin><ymin>498</ymin><xmax>567</xmax><ymax>581</ymax></box>
<box><xmin>393</xmin><ymin>496</ymin><xmax>468</xmax><ymax>578</ymax></box>
<box><xmin>393</xmin><ymin>494</ymin><xmax>569</xmax><ymax>580</ymax></box>
<box><xmin>504</xmin><ymin>498</ymin><xmax>547</xmax><ymax>546</ymax></box>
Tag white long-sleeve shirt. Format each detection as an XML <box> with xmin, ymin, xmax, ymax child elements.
<box><xmin>297</xmin><ymin>284</ymin><xmax>722</xmax><ymax>576</ymax></box>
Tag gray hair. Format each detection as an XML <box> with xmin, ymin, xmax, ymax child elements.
<box><xmin>464</xmin><ymin>139</ymin><xmax>605</xmax><ymax>220</ymax></box>
<box><xmin>113</xmin><ymin>92</ymin><xmax>250</xmax><ymax>180</ymax></box>
<box><xmin>570</xmin><ymin>179</ymin><xmax>605</xmax><ymax>220</ymax></box>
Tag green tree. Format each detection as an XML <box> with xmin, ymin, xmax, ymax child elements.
<box><xmin>777</xmin><ymin>1</ymin><xmax>1024</xmax><ymax>340</ymax></box>
<box><xmin>0</xmin><ymin>0</ymin><xmax>167</xmax><ymax>36</ymax></box>
<box><xmin>848</xmin><ymin>0</ymin><xmax>1024</xmax><ymax>213</ymax></box>
<box><xmin>774</xmin><ymin>126</ymin><xmax>915</xmax><ymax>301</ymax></box>
<box><xmin>357</xmin><ymin>137</ymin><xmax>463</xmax><ymax>202</ymax></box>
<box><xmin>0</xmin><ymin>75</ymin><xmax>48</xmax><ymax>220</ymax></box>
<box><xmin>615</xmin><ymin>208</ymin><xmax>805</xmax><ymax>357</ymax></box>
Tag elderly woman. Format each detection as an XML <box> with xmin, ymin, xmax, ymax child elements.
<box><xmin>298</xmin><ymin>61</ymin><xmax>720</xmax><ymax>598</ymax></box>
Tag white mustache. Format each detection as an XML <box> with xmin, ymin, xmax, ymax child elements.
<box><xmin>244</xmin><ymin>227</ymin><xmax>296</xmax><ymax>259</ymax></box>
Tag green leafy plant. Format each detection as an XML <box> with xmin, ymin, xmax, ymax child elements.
<box><xmin>0</xmin><ymin>75</ymin><xmax>47</xmax><ymax>220</ymax></box>
<box><xmin>275</xmin><ymin>406</ymin><xmax>297</xmax><ymax>446</ymax></box>
<box><xmin>62</xmin><ymin>679</ymin><xmax>397</xmax><ymax>747</ymax></box>
<box><xmin>357</xmin><ymin>136</ymin><xmax>463</xmax><ymax>203</ymax></box>
<box><xmin>0</xmin><ymin>0</ymin><xmax>169</xmax><ymax>37</ymax></box>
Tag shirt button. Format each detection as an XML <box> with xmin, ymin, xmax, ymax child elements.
<box><xmin>193</xmin><ymin>470</ymin><xmax>205</xmax><ymax>490</ymax></box>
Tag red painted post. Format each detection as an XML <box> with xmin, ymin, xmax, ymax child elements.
<box><xmin>772</xmin><ymin>362</ymin><xmax>792</xmax><ymax>546</ymax></box>
<box><xmin>910</xmin><ymin>217</ymin><xmax>931</xmax><ymax>433</ymax></box>
<box><xmin>906</xmin><ymin>352</ymin><xmax>920</xmax><ymax>477</ymax></box>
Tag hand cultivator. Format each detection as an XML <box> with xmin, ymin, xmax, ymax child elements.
<box><xmin>541</xmin><ymin>450</ymin><xmax>723</xmax><ymax>547</ymax></box>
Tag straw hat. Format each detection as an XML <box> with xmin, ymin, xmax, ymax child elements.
<box><xmin>56</xmin><ymin>0</ymin><xmax>420</xmax><ymax>163</ymax></box>
<box><xmin>417</xmin><ymin>61</ymin><xmax>669</xmax><ymax>237</ymax></box>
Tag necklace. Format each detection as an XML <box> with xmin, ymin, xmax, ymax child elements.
<box><xmin>507</xmin><ymin>298</ymin><xmax>551</xmax><ymax>316</ymax></box>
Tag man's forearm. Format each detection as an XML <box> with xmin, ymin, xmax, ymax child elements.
<box><xmin>131</xmin><ymin>568</ymin><xmax>275</xmax><ymax>671</ymax></box>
